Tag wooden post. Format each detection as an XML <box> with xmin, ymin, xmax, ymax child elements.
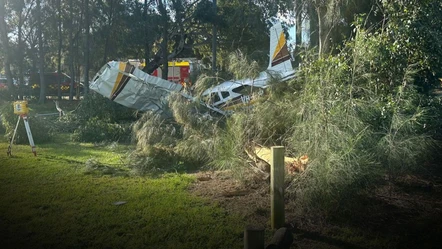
<box><xmin>244</xmin><ymin>225</ymin><xmax>265</xmax><ymax>249</ymax></box>
<box><xmin>271</xmin><ymin>146</ymin><xmax>285</xmax><ymax>230</ymax></box>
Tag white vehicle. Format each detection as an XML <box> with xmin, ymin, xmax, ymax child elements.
<box><xmin>202</xmin><ymin>20</ymin><xmax>295</xmax><ymax>112</ymax></box>
<box><xmin>90</xmin><ymin>20</ymin><xmax>294</xmax><ymax>115</ymax></box>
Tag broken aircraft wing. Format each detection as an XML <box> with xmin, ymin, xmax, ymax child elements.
<box><xmin>90</xmin><ymin>61</ymin><xmax>183</xmax><ymax>113</ymax></box>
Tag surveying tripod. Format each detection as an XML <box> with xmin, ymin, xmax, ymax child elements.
<box><xmin>7</xmin><ymin>101</ymin><xmax>37</xmax><ymax>157</ymax></box>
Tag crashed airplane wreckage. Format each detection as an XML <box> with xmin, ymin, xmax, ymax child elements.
<box><xmin>90</xmin><ymin>60</ymin><xmax>226</xmax><ymax>115</ymax></box>
<box><xmin>90</xmin><ymin>20</ymin><xmax>295</xmax><ymax>115</ymax></box>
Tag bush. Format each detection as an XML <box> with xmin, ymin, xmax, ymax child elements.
<box><xmin>71</xmin><ymin>117</ymin><xmax>131</xmax><ymax>143</ymax></box>
<box><xmin>65</xmin><ymin>93</ymin><xmax>136</xmax><ymax>143</ymax></box>
<box><xmin>208</xmin><ymin>114</ymin><xmax>250</xmax><ymax>178</ymax></box>
<box><xmin>130</xmin><ymin>109</ymin><xmax>210</xmax><ymax>174</ymax></box>
<box><xmin>281</xmin><ymin>28</ymin><xmax>438</xmax><ymax>218</ymax></box>
<box><xmin>132</xmin><ymin>111</ymin><xmax>180</xmax><ymax>149</ymax></box>
<box><xmin>74</xmin><ymin>93</ymin><xmax>136</xmax><ymax>123</ymax></box>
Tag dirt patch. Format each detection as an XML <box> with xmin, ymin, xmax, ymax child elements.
<box><xmin>189</xmin><ymin>169</ymin><xmax>442</xmax><ymax>249</ymax></box>
<box><xmin>189</xmin><ymin>170</ymin><xmax>271</xmax><ymax>227</ymax></box>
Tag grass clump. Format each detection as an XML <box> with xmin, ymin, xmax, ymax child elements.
<box><xmin>84</xmin><ymin>157</ymin><xmax>129</xmax><ymax>177</ymax></box>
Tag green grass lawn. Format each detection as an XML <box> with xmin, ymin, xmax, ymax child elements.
<box><xmin>0</xmin><ymin>138</ymin><xmax>245</xmax><ymax>249</ymax></box>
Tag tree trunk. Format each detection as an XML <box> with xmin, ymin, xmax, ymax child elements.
<box><xmin>212</xmin><ymin>0</ymin><xmax>217</xmax><ymax>72</ymax></box>
<box><xmin>83</xmin><ymin>0</ymin><xmax>90</xmax><ymax>95</ymax></box>
<box><xmin>102</xmin><ymin>0</ymin><xmax>115</xmax><ymax>65</ymax></box>
<box><xmin>57</xmin><ymin>0</ymin><xmax>63</xmax><ymax>100</ymax></box>
<box><xmin>308</xmin><ymin>4</ymin><xmax>319</xmax><ymax>51</ymax></box>
<box><xmin>17</xmin><ymin>7</ymin><xmax>26</xmax><ymax>100</ymax></box>
<box><xmin>294</xmin><ymin>2</ymin><xmax>303</xmax><ymax>68</ymax></box>
<box><xmin>317</xmin><ymin>6</ymin><xmax>323</xmax><ymax>58</ymax></box>
<box><xmin>143</xmin><ymin>0</ymin><xmax>150</xmax><ymax>69</ymax></box>
<box><xmin>0</xmin><ymin>0</ymin><xmax>16</xmax><ymax>100</ymax></box>
<box><xmin>158</xmin><ymin>0</ymin><xmax>168</xmax><ymax>80</ymax></box>
<box><xmin>37</xmin><ymin>0</ymin><xmax>46</xmax><ymax>104</ymax></box>
<box><xmin>69</xmin><ymin>0</ymin><xmax>75</xmax><ymax>101</ymax></box>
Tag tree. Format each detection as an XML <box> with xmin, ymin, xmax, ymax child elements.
<box><xmin>56</xmin><ymin>0</ymin><xmax>62</xmax><ymax>100</ymax></box>
<box><xmin>158</xmin><ymin>0</ymin><xmax>168</xmax><ymax>80</ymax></box>
<box><xmin>83</xmin><ymin>0</ymin><xmax>90</xmax><ymax>95</ymax></box>
<box><xmin>10</xmin><ymin>0</ymin><xmax>32</xmax><ymax>100</ymax></box>
<box><xmin>211</xmin><ymin>0</ymin><xmax>216</xmax><ymax>72</ymax></box>
<box><xmin>304</xmin><ymin>0</ymin><xmax>378</xmax><ymax>56</ymax></box>
<box><xmin>36</xmin><ymin>0</ymin><xmax>46</xmax><ymax>103</ymax></box>
<box><xmin>0</xmin><ymin>0</ymin><xmax>16</xmax><ymax>99</ymax></box>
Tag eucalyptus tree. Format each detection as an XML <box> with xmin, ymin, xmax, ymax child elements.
<box><xmin>56</xmin><ymin>0</ymin><xmax>62</xmax><ymax>99</ymax></box>
<box><xmin>40</xmin><ymin>0</ymin><xmax>65</xmax><ymax>99</ymax></box>
<box><xmin>0</xmin><ymin>0</ymin><xmax>15</xmax><ymax>99</ymax></box>
<box><xmin>61</xmin><ymin>0</ymin><xmax>83</xmax><ymax>100</ymax></box>
<box><xmin>83</xmin><ymin>0</ymin><xmax>90</xmax><ymax>95</ymax></box>
<box><xmin>36</xmin><ymin>0</ymin><xmax>46</xmax><ymax>103</ymax></box>
<box><xmin>297</xmin><ymin>0</ymin><xmax>378</xmax><ymax>56</ymax></box>
<box><xmin>8</xmin><ymin>0</ymin><xmax>34</xmax><ymax>99</ymax></box>
<box><xmin>142</xmin><ymin>0</ymin><xmax>197</xmax><ymax>75</ymax></box>
<box><xmin>92</xmin><ymin>0</ymin><xmax>127</xmax><ymax>66</ymax></box>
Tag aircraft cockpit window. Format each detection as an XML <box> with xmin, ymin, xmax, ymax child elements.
<box><xmin>232</xmin><ymin>85</ymin><xmax>254</xmax><ymax>95</ymax></box>
<box><xmin>220</xmin><ymin>91</ymin><xmax>230</xmax><ymax>99</ymax></box>
<box><xmin>210</xmin><ymin>92</ymin><xmax>221</xmax><ymax>103</ymax></box>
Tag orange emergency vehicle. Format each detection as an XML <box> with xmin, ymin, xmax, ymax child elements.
<box><xmin>152</xmin><ymin>60</ymin><xmax>191</xmax><ymax>87</ymax></box>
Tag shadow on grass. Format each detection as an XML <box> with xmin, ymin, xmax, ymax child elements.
<box><xmin>291</xmin><ymin>227</ymin><xmax>369</xmax><ymax>249</ymax></box>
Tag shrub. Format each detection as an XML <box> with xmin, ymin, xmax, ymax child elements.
<box><xmin>209</xmin><ymin>114</ymin><xmax>250</xmax><ymax>179</ymax></box>
<box><xmin>66</xmin><ymin>93</ymin><xmax>136</xmax><ymax>143</ymax></box>
<box><xmin>282</xmin><ymin>28</ymin><xmax>438</xmax><ymax>218</ymax></box>
<box><xmin>71</xmin><ymin>117</ymin><xmax>131</xmax><ymax>143</ymax></box>
<box><xmin>130</xmin><ymin>107</ymin><xmax>211</xmax><ymax>174</ymax></box>
<box><xmin>73</xmin><ymin>92</ymin><xmax>136</xmax><ymax>123</ymax></box>
<box><xmin>132</xmin><ymin>111</ymin><xmax>180</xmax><ymax>149</ymax></box>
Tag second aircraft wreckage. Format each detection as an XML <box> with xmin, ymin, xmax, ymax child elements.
<box><xmin>90</xmin><ymin>20</ymin><xmax>295</xmax><ymax>116</ymax></box>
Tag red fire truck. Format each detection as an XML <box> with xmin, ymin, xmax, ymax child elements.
<box><xmin>151</xmin><ymin>60</ymin><xmax>192</xmax><ymax>86</ymax></box>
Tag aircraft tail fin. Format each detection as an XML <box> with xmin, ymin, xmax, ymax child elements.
<box><xmin>267</xmin><ymin>21</ymin><xmax>293</xmax><ymax>73</ymax></box>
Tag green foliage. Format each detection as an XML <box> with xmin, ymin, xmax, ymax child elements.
<box><xmin>132</xmin><ymin>111</ymin><xmax>180</xmax><ymax>149</ymax></box>
<box><xmin>228</xmin><ymin>50</ymin><xmax>261</xmax><ymax>79</ymax></box>
<box><xmin>130</xmin><ymin>108</ymin><xmax>210</xmax><ymax>175</ymax></box>
<box><xmin>71</xmin><ymin>117</ymin><xmax>131</xmax><ymax>143</ymax></box>
<box><xmin>0</xmin><ymin>104</ymin><xmax>52</xmax><ymax>144</ymax></box>
<box><xmin>169</xmin><ymin>92</ymin><xmax>218</xmax><ymax>165</ymax></box>
<box><xmin>74</xmin><ymin>93</ymin><xmax>136</xmax><ymax>123</ymax></box>
<box><xmin>67</xmin><ymin>93</ymin><xmax>135</xmax><ymax>143</ymax></box>
<box><xmin>365</xmin><ymin>1</ymin><xmax>442</xmax><ymax>92</ymax></box>
<box><xmin>209</xmin><ymin>114</ymin><xmax>249</xmax><ymax>178</ymax></box>
<box><xmin>281</xmin><ymin>27</ymin><xmax>439</xmax><ymax>217</ymax></box>
<box><xmin>277</xmin><ymin>54</ymin><xmax>375</xmax><ymax>216</ymax></box>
